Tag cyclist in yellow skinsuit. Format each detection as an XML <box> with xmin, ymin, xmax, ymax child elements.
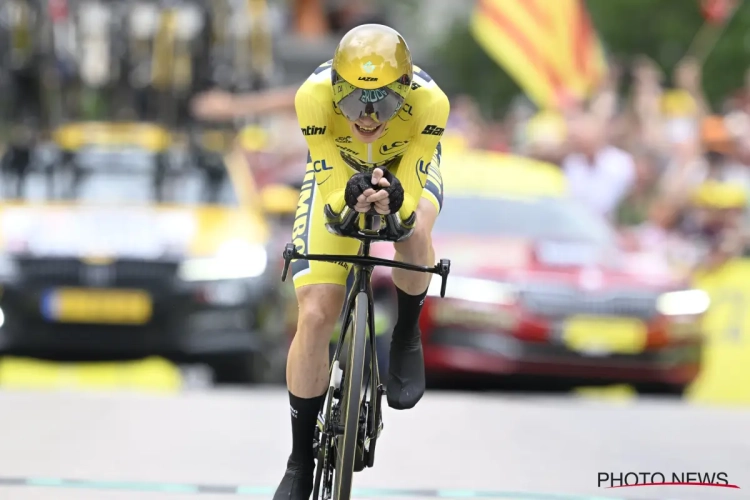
<box><xmin>274</xmin><ymin>24</ymin><xmax>449</xmax><ymax>499</ymax></box>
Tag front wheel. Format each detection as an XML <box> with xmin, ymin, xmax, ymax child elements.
<box><xmin>334</xmin><ymin>291</ymin><xmax>368</xmax><ymax>500</ymax></box>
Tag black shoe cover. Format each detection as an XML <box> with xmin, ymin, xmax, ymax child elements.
<box><xmin>386</xmin><ymin>335</ymin><xmax>425</xmax><ymax>410</ymax></box>
<box><xmin>272</xmin><ymin>459</ymin><xmax>314</xmax><ymax>500</ymax></box>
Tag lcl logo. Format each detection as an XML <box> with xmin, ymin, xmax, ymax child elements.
<box><xmin>81</xmin><ymin>263</ymin><xmax>115</xmax><ymax>287</ymax></box>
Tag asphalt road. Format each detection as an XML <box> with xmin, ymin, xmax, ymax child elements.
<box><xmin>0</xmin><ymin>388</ymin><xmax>747</xmax><ymax>500</ymax></box>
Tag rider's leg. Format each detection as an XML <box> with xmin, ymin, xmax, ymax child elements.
<box><xmin>287</xmin><ymin>283</ymin><xmax>345</xmax><ymax>446</ymax></box>
<box><xmin>288</xmin><ymin>285</ymin><xmax>346</xmax><ymax>397</ymax></box>
<box><xmin>274</xmin><ymin>285</ymin><xmax>344</xmax><ymax>500</ymax></box>
<box><xmin>386</xmin><ymin>146</ymin><xmax>443</xmax><ymax>410</ymax></box>
<box><xmin>392</xmin><ymin>198</ymin><xmax>438</xmax><ymax>293</ymax></box>
<box><xmin>387</xmin><ymin>198</ymin><xmax>439</xmax><ymax>410</ymax></box>
<box><xmin>274</xmin><ymin>160</ymin><xmax>359</xmax><ymax>500</ymax></box>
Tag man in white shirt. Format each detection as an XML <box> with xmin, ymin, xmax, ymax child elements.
<box><xmin>562</xmin><ymin>112</ymin><xmax>636</xmax><ymax>221</ymax></box>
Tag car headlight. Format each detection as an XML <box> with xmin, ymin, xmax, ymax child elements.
<box><xmin>427</xmin><ymin>276</ymin><xmax>518</xmax><ymax>305</ymax></box>
<box><xmin>656</xmin><ymin>289</ymin><xmax>711</xmax><ymax>316</ymax></box>
<box><xmin>179</xmin><ymin>240</ymin><xmax>267</xmax><ymax>282</ymax></box>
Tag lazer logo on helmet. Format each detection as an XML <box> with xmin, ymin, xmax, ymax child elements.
<box><xmin>301</xmin><ymin>126</ymin><xmax>327</xmax><ymax>136</ymax></box>
<box><xmin>358</xmin><ymin>76</ymin><xmax>378</xmax><ymax>82</ymax></box>
<box><xmin>421</xmin><ymin>125</ymin><xmax>444</xmax><ymax>136</ymax></box>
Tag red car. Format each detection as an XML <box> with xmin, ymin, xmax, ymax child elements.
<box><xmin>370</xmin><ymin>152</ymin><xmax>707</xmax><ymax>395</ymax></box>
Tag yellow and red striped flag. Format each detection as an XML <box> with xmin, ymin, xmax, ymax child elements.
<box><xmin>470</xmin><ymin>0</ymin><xmax>608</xmax><ymax>110</ymax></box>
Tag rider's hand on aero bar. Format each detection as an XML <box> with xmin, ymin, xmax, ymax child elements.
<box><xmin>329</xmin><ymin>170</ymin><xmax>412</xmax><ymax>242</ymax></box>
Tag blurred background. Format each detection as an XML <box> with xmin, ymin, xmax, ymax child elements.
<box><xmin>0</xmin><ymin>0</ymin><xmax>749</xmax><ymax>407</ymax></box>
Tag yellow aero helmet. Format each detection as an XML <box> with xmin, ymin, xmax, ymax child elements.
<box><xmin>332</xmin><ymin>24</ymin><xmax>413</xmax><ymax>123</ymax></box>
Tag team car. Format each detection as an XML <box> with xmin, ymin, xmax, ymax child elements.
<box><xmin>371</xmin><ymin>148</ymin><xmax>708</xmax><ymax>395</ymax></box>
<box><xmin>0</xmin><ymin>121</ymin><xmax>287</xmax><ymax>384</ymax></box>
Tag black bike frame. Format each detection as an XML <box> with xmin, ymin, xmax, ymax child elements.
<box><xmin>334</xmin><ymin>218</ymin><xmax>378</xmax><ymax>379</ymax></box>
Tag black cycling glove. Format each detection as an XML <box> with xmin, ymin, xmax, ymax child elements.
<box><xmin>343</xmin><ymin>170</ymin><xmax>405</xmax><ymax>213</ymax></box>
<box><xmin>327</xmin><ymin>169</ymin><xmax>414</xmax><ymax>240</ymax></box>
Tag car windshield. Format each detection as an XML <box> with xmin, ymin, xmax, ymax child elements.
<box><xmin>434</xmin><ymin>195</ymin><xmax>616</xmax><ymax>244</ymax></box>
<box><xmin>8</xmin><ymin>147</ymin><xmax>239</xmax><ymax>206</ymax></box>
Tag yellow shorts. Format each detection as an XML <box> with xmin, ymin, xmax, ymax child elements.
<box><xmin>291</xmin><ymin>143</ymin><xmax>444</xmax><ymax>289</ymax></box>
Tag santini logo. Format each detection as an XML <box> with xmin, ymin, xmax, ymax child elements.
<box><xmin>358</xmin><ymin>76</ymin><xmax>378</xmax><ymax>82</ymax></box>
<box><xmin>598</xmin><ymin>472</ymin><xmax>739</xmax><ymax>489</ymax></box>
<box><xmin>301</xmin><ymin>126</ymin><xmax>326</xmax><ymax>136</ymax></box>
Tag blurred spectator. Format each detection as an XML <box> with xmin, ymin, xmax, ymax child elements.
<box><xmin>725</xmin><ymin>67</ymin><xmax>750</xmax><ymax>114</ymax></box>
<box><xmin>191</xmin><ymin>85</ymin><xmax>298</xmax><ymax>122</ymax></box>
<box><xmin>625</xmin><ymin>198</ymin><xmax>698</xmax><ymax>277</ymax></box>
<box><xmin>631</xmin><ymin>200</ymin><xmax>682</xmax><ymax>251</ymax></box>
<box><xmin>446</xmin><ymin>95</ymin><xmax>486</xmax><ymax>149</ymax></box>
<box><xmin>327</xmin><ymin>0</ymin><xmax>386</xmax><ymax>34</ymax></box>
<box><xmin>658</xmin><ymin>115</ymin><xmax>732</xmax><ymax>204</ymax></box>
<box><xmin>682</xmin><ymin>182</ymin><xmax>748</xmax><ymax>271</ymax></box>
<box><xmin>505</xmin><ymin>95</ymin><xmax>537</xmax><ymax>151</ymax></box>
<box><xmin>521</xmin><ymin>110</ymin><xmax>567</xmax><ymax>164</ymax></box>
<box><xmin>671</xmin><ymin>57</ymin><xmax>710</xmax><ymax>118</ymax></box>
<box><xmin>615</xmin><ymin>148</ymin><xmax>662</xmax><ymax>226</ymax></box>
<box><xmin>292</xmin><ymin>0</ymin><xmax>329</xmax><ymax>37</ymax></box>
<box><xmin>589</xmin><ymin>61</ymin><xmax>622</xmax><ymax>123</ymax></box>
<box><xmin>562</xmin><ymin>111</ymin><xmax>636</xmax><ymax>221</ymax></box>
<box><xmin>625</xmin><ymin>56</ymin><xmax>666</xmax><ymax>152</ymax></box>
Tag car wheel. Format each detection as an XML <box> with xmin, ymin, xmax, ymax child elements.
<box><xmin>634</xmin><ymin>382</ymin><xmax>687</xmax><ymax>398</ymax></box>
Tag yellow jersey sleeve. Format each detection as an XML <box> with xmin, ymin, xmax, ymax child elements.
<box><xmin>392</xmin><ymin>87</ymin><xmax>450</xmax><ymax>221</ymax></box>
<box><xmin>294</xmin><ymin>84</ymin><xmax>350</xmax><ymax>216</ymax></box>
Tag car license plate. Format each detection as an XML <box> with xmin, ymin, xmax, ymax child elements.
<box><xmin>41</xmin><ymin>288</ymin><xmax>152</xmax><ymax>325</ymax></box>
<box><xmin>563</xmin><ymin>316</ymin><xmax>647</xmax><ymax>355</ymax></box>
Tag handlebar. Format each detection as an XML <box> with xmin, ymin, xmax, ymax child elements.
<box><xmin>280</xmin><ymin>243</ymin><xmax>451</xmax><ymax>298</ymax></box>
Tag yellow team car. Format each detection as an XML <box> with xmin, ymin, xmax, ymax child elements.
<box><xmin>0</xmin><ymin>121</ymin><xmax>287</xmax><ymax>384</ymax></box>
